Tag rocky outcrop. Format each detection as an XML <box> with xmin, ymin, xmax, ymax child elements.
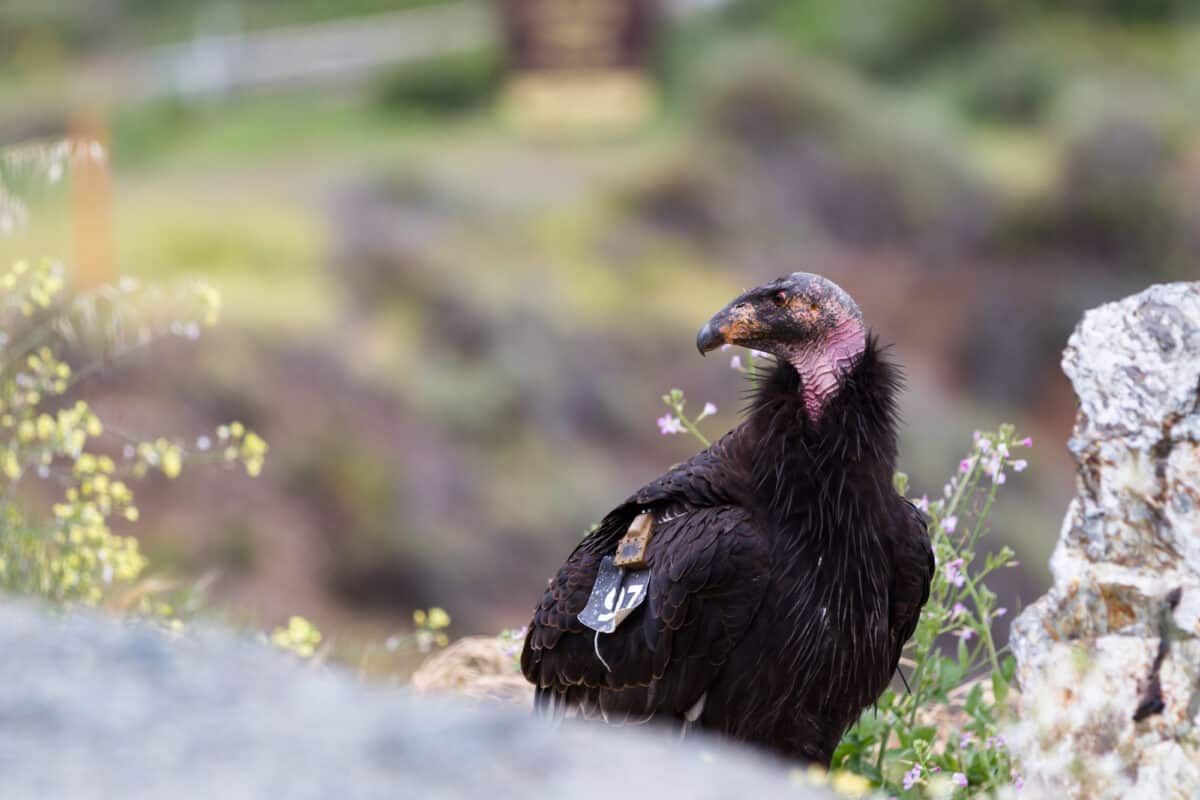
<box><xmin>1011</xmin><ymin>282</ymin><xmax>1200</xmax><ymax>799</ymax></box>
<box><xmin>0</xmin><ymin>602</ymin><xmax>828</xmax><ymax>800</ymax></box>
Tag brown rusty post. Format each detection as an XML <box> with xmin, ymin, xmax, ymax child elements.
<box><xmin>70</xmin><ymin>108</ymin><xmax>115</xmax><ymax>289</ymax></box>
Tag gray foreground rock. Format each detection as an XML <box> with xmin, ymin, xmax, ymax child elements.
<box><xmin>0</xmin><ymin>602</ymin><xmax>825</xmax><ymax>800</ymax></box>
<box><xmin>1011</xmin><ymin>282</ymin><xmax>1200</xmax><ymax>799</ymax></box>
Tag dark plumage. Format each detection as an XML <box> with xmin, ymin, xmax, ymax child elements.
<box><xmin>520</xmin><ymin>273</ymin><xmax>934</xmax><ymax>765</ymax></box>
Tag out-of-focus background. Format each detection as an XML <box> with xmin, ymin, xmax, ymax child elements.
<box><xmin>1</xmin><ymin>0</ymin><xmax>1196</xmax><ymax>667</ymax></box>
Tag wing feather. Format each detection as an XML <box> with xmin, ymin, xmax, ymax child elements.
<box><xmin>521</xmin><ymin>502</ymin><xmax>768</xmax><ymax>725</ymax></box>
<box><xmin>888</xmin><ymin>500</ymin><xmax>934</xmax><ymax>673</ymax></box>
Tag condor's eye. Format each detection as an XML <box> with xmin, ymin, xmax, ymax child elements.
<box><xmin>771</xmin><ymin>290</ymin><xmax>788</xmax><ymax>307</ymax></box>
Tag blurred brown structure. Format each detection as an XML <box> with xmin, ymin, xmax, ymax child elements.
<box><xmin>502</xmin><ymin>0</ymin><xmax>658</xmax><ymax>71</ymax></box>
<box><xmin>69</xmin><ymin>110</ymin><xmax>114</xmax><ymax>289</ymax></box>
<box><xmin>500</xmin><ymin>0</ymin><xmax>659</xmax><ymax>132</ymax></box>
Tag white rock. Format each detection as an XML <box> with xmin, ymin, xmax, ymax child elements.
<box><xmin>1011</xmin><ymin>282</ymin><xmax>1200</xmax><ymax>799</ymax></box>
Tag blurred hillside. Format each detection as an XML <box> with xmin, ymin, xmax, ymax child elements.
<box><xmin>2</xmin><ymin>0</ymin><xmax>1198</xmax><ymax>653</ymax></box>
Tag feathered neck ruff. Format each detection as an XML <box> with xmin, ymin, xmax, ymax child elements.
<box><xmin>744</xmin><ymin>335</ymin><xmax>902</xmax><ymax>522</ymax></box>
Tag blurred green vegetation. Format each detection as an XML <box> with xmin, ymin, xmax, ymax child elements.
<box><xmin>4</xmin><ymin>0</ymin><xmax>1199</xmax><ymax>646</ymax></box>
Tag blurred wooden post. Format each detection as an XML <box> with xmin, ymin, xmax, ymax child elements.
<box><xmin>70</xmin><ymin>109</ymin><xmax>115</xmax><ymax>289</ymax></box>
<box><xmin>499</xmin><ymin>0</ymin><xmax>659</xmax><ymax>135</ymax></box>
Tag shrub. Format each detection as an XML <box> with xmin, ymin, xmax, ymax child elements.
<box><xmin>697</xmin><ymin>46</ymin><xmax>856</xmax><ymax>154</ymax></box>
<box><xmin>0</xmin><ymin>258</ymin><xmax>268</xmax><ymax>614</ymax></box>
<box><xmin>373</xmin><ymin>48</ymin><xmax>502</xmax><ymax>115</ymax></box>
<box><xmin>1036</xmin><ymin>110</ymin><xmax>1185</xmax><ymax>275</ymax></box>
<box><xmin>0</xmin><ymin>140</ymin><xmax>267</xmax><ymax>620</ymax></box>
<box><xmin>694</xmin><ymin>47</ymin><xmax>996</xmax><ymax>257</ymax></box>
<box><xmin>958</xmin><ymin>40</ymin><xmax>1061</xmax><ymax>125</ymax></box>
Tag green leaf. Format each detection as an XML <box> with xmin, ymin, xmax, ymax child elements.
<box><xmin>992</xmin><ymin>669</ymin><xmax>1010</xmax><ymax>706</ymax></box>
<box><xmin>965</xmin><ymin>681</ymin><xmax>984</xmax><ymax>714</ymax></box>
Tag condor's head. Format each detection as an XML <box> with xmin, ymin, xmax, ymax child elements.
<box><xmin>696</xmin><ymin>272</ymin><xmax>867</xmax><ymax>418</ymax></box>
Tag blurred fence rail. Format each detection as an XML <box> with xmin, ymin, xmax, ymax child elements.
<box><xmin>133</xmin><ymin>2</ymin><xmax>496</xmax><ymax>101</ymax></box>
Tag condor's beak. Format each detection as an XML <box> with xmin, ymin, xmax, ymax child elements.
<box><xmin>697</xmin><ymin>299</ymin><xmax>762</xmax><ymax>355</ymax></box>
<box><xmin>696</xmin><ymin>319</ymin><xmax>725</xmax><ymax>355</ymax></box>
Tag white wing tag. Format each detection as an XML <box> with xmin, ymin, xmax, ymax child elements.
<box><xmin>578</xmin><ymin>556</ymin><xmax>651</xmax><ymax>634</ymax></box>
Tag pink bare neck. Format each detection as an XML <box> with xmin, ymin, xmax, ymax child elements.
<box><xmin>785</xmin><ymin>319</ymin><xmax>867</xmax><ymax>420</ymax></box>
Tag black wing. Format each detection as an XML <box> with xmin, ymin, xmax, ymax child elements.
<box><xmin>521</xmin><ymin>444</ymin><xmax>768</xmax><ymax>725</ymax></box>
<box><xmin>888</xmin><ymin>500</ymin><xmax>934</xmax><ymax>675</ymax></box>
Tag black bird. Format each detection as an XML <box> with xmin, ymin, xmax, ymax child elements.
<box><xmin>520</xmin><ymin>272</ymin><xmax>934</xmax><ymax>765</ymax></box>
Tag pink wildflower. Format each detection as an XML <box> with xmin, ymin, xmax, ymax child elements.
<box><xmin>656</xmin><ymin>414</ymin><xmax>684</xmax><ymax>435</ymax></box>
<box><xmin>942</xmin><ymin>515</ymin><xmax>958</xmax><ymax>534</ymax></box>
<box><xmin>953</xmin><ymin>772</ymin><xmax>968</xmax><ymax>788</ymax></box>
<box><xmin>943</xmin><ymin>557</ymin><xmax>965</xmax><ymax>586</ymax></box>
<box><xmin>1019</xmin><ymin>436</ymin><xmax>1033</xmax><ymax>448</ymax></box>
<box><xmin>1012</xmin><ymin>459</ymin><xmax>1028</xmax><ymax>472</ymax></box>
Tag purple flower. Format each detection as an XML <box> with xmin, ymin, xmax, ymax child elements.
<box><xmin>987</xmin><ymin>734</ymin><xmax>1006</xmax><ymax>750</ymax></box>
<box><xmin>942</xmin><ymin>515</ymin><xmax>959</xmax><ymax>535</ymax></box>
<box><xmin>700</xmin><ymin>402</ymin><xmax>717</xmax><ymax>418</ymax></box>
<box><xmin>952</xmin><ymin>772</ymin><xmax>968</xmax><ymax>788</ymax></box>
<box><xmin>1012</xmin><ymin>459</ymin><xmax>1028</xmax><ymax>472</ymax></box>
<box><xmin>951</xmin><ymin>602</ymin><xmax>967</xmax><ymax>618</ymax></box>
<box><xmin>902</xmin><ymin>764</ymin><xmax>921</xmax><ymax>790</ymax></box>
<box><xmin>995</xmin><ymin>471</ymin><xmax>1007</xmax><ymax>485</ymax></box>
<box><xmin>943</xmin><ymin>557</ymin><xmax>964</xmax><ymax>587</ymax></box>
<box><xmin>994</xmin><ymin>607</ymin><xmax>1007</xmax><ymax>618</ymax></box>
<box><xmin>959</xmin><ymin>458</ymin><xmax>973</xmax><ymax>473</ymax></box>
<box><xmin>956</xmin><ymin>628</ymin><xmax>976</xmax><ymax>641</ymax></box>
<box><xmin>1019</xmin><ymin>436</ymin><xmax>1033</xmax><ymax>448</ymax></box>
<box><xmin>960</xmin><ymin>732</ymin><xmax>974</xmax><ymax>748</ymax></box>
<box><xmin>915</xmin><ymin>495</ymin><xmax>929</xmax><ymax>513</ymax></box>
<box><xmin>997</xmin><ymin>442</ymin><xmax>1009</xmax><ymax>458</ymax></box>
<box><xmin>656</xmin><ymin>414</ymin><xmax>684</xmax><ymax>435</ymax></box>
<box><xmin>930</xmin><ymin>766</ymin><xmax>941</xmax><ymax>773</ymax></box>
<box><xmin>978</xmin><ymin>438</ymin><xmax>992</xmax><ymax>453</ymax></box>
<box><xmin>986</xmin><ymin>454</ymin><xmax>1002</xmax><ymax>477</ymax></box>
<box><xmin>1012</xmin><ymin>769</ymin><xmax>1024</xmax><ymax>789</ymax></box>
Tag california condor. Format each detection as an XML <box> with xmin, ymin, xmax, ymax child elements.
<box><xmin>520</xmin><ymin>272</ymin><xmax>934</xmax><ymax>765</ymax></box>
